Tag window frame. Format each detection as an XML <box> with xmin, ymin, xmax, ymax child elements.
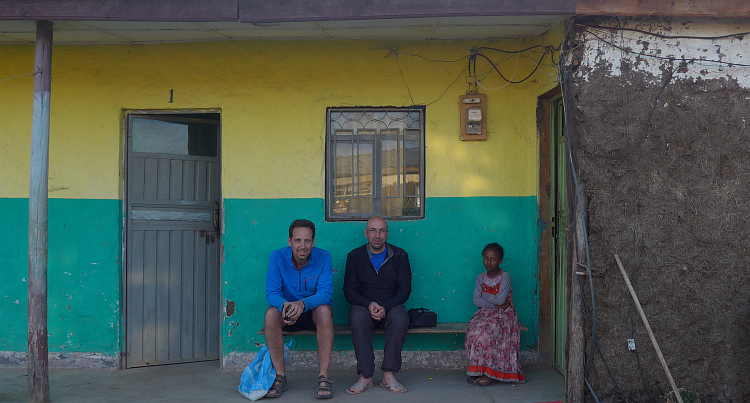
<box><xmin>325</xmin><ymin>106</ymin><xmax>426</xmax><ymax>221</ymax></box>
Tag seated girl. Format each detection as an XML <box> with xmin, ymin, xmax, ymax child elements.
<box><xmin>465</xmin><ymin>243</ymin><xmax>525</xmax><ymax>386</ymax></box>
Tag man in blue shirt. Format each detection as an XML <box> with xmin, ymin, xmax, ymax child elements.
<box><xmin>264</xmin><ymin>219</ymin><xmax>334</xmax><ymax>399</ymax></box>
<box><xmin>343</xmin><ymin>216</ymin><xmax>412</xmax><ymax>395</ymax></box>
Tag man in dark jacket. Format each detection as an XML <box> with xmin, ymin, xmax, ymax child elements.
<box><xmin>343</xmin><ymin>216</ymin><xmax>412</xmax><ymax>395</ymax></box>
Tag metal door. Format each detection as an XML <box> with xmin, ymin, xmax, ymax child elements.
<box><xmin>125</xmin><ymin>113</ymin><xmax>221</xmax><ymax>368</ymax></box>
<box><xmin>550</xmin><ymin>96</ymin><xmax>567</xmax><ymax>373</ymax></box>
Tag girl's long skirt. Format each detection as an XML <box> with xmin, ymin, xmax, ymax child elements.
<box><xmin>465</xmin><ymin>304</ymin><xmax>525</xmax><ymax>382</ymax></box>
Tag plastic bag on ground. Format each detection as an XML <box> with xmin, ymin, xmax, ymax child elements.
<box><xmin>238</xmin><ymin>339</ymin><xmax>293</xmax><ymax>400</ymax></box>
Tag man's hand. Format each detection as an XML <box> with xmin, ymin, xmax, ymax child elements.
<box><xmin>368</xmin><ymin>302</ymin><xmax>386</xmax><ymax>321</ymax></box>
<box><xmin>282</xmin><ymin>300</ymin><xmax>305</xmax><ymax>325</ymax></box>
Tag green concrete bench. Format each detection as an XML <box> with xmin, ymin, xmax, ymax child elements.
<box><xmin>259</xmin><ymin>322</ymin><xmax>528</xmax><ymax>336</ymax></box>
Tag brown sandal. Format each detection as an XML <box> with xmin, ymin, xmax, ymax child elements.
<box><xmin>265</xmin><ymin>374</ymin><xmax>287</xmax><ymax>398</ymax></box>
<box><xmin>467</xmin><ymin>376</ymin><xmax>492</xmax><ymax>387</ymax></box>
<box><xmin>316</xmin><ymin>375</ymin><xmax>333</xmax><ymax>399</ymax></box>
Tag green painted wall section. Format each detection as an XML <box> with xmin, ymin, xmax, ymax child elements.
<box><xmin>0</xmin><ymin>198</ymin><xmax>121</xmax><ymax>356</ymax></box>
<box><xmin>222</xmin><ymin>196</ymin><xmax>539</xmax><ymax>353</ymax></box>
<box><xmin>0</xmin><ymin>196</ymin><xmax>537</xmax><ymax>357</ymax></box>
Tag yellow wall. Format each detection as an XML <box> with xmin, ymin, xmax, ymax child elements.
<box><xmin>0</xmin><ymin>27</ymin><xmax>562</xmax><ymax>200</ymax></box>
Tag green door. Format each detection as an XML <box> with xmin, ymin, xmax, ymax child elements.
<box><xmin>550</xmin><ymin>95</ymin><xmax>567</xmax><ymax>373</ymax></box>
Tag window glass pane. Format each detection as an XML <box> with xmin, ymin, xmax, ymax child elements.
<box><xmin>333</xmin><ymin>196</ymin><xmax>373</xmax><ymax>215</ymax></box>
<box><xmin>327</xmin><ymin>107</ymin><xmax>423</xmax><ymax>220</ymax></box>
<box><xmin>381</xmin><ymin>137</ymin><xmax>400</xmax><ymax>198</ymax></box>
<box><xmin>353</xmin><ymin>196</ymin><xmax>373</xmax><ymax>215</ymax></box>
<box><xmin>332</xmin><ymin>197</ymin><xmax>353</xmax><ymax>215</ymax></box>
<box><xmin>334</xmin><ymin>135</ymin><xmax>353</xmax><ymax>197</ymax></box>
<box><xmin>132</xmin><ymin>117</ymin><xmax>217</xmax><ymax>157</ymax></box>
<box><xmin>381</xmin><ymin>136</ymin><xmax>401</xmax><ymax>218</ymax></box>
<box><xmin>356</xmin><ymin>129</ymin><xmax>376</xmax><ymax>138</ymax></box>
<box><xmin>404</xmin><ymin>138</ymin><xmax>420</xmax><ymax>197</ymax></box>
<box><xmin>356</xmin><ymin>142</ymin><xmax>373</xmax><ymax>197</ymax></box>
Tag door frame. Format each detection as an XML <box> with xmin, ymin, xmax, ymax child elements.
<box><xmin>537</xmin><ymin>86</ymin><xmax>563</xmax><ymax>367</ymax></box>
<box><xmin>119</xmin><ymin>108</ymin><xmax>223</xmax><ymax>370</ymax></box>
<box><xmin>550</xmin><ymin>93</ymin><xmax>567</xmax><ymax>373</ymax></box>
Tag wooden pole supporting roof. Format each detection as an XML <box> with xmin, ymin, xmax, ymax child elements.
<box><xmin>28</xmin><ymin>19</ymin><xmax>53</xmax><ymax>403</ymax></box>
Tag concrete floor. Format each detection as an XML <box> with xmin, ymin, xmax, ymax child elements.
<box><xmin>1</xmin><ymin>361</ymin><xmax>565</xmax><ymax>402</ymax></box>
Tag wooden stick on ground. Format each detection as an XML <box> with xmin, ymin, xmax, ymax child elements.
<box><xmin>614</xmin><ymin>254</ymin><xmax>683</xmax><ymax>403</ymax></box>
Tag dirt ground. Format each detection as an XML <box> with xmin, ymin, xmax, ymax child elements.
<box><xmin>566</xmin><ymin>21</ymin><xmax>750</xmax><ymax>403</ymax></box>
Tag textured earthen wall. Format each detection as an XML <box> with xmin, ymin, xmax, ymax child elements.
<box><xmin>568</xmin><ymin>17</ymin><xmax>750</xmax><ymax>403</ymax></box>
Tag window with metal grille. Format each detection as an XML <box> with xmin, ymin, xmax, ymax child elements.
<box><xmin>326</xmin><ymin>107</ymin><xmax>425</xmax><ymax>220</ymax></box>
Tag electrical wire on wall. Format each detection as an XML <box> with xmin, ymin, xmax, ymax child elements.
<box><xmin>580</xmin><ymin>25</ymin><xmax>750</xmax><ymax>69</ymax></box>
<box><xmin>388</xmin><ymin>41</ymin><xmax>560</xmax><ymax>107</ymax></box>
<box><xmin>560</xmin><ymin>24</ymin><xmax>635</xmax><ymax>403</ymax></box>
<box><xmin>387</xmin><ymin>48</ymin><xmax>469</xmax><ymax>107</ymax></box>
<box><xmin>562</xmin><ymin>67</ymin><xmax>622</xmax><ymax>403</ymax></box>
<box><xmin>0</xmin><ymin>71</ymin><xmax>38</xmax><ymax>82</ymax></box>
<box><xmin>467</xmin><ymin>44</ymin><xmax>560</xmax><ymax>91</ymax></box>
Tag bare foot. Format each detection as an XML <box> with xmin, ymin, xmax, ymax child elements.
<box><xmin>345</xmin><ymin>376</ymin><xmax>373</xmax><ymax>395</ymax></box>
<box><xmin>380</xmin><ymin>371</ymin><xmax>407</xmax><ymax>394</ymax></box>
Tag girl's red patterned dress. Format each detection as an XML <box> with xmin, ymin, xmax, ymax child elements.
<box><xmin>465</xmin><ymin>276</ymin><xmax>524</xmax><ymax>382</ymax></box>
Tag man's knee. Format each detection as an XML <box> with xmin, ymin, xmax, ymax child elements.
<box><xmin>265</xmin><ymin>306</ymin><xmax>283</xmax><ymax>327</ymax></box>
<box><xmin>313</xmin><ymin>304</ymin><xmax>333</xmax><ymax>326</ymax></box>
<box><xmin>349</xmin><ymin>305</ymin><xmax>372</xmax><ymax>328</ymax></box>
<box><xmin>387</xmin><ymin>306</ymin><xmax>409</xmax><ymax>330</ymax></box>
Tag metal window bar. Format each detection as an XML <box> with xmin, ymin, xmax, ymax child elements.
<box><xmin>327</xmin><ymin>108</ymin><xmax>424</xmax><ymax>220</ymax></box>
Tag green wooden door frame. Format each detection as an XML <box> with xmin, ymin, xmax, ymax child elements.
<box><xmin>550</xmin><ymin>95</ymin><xmax>567</xmax><ymax>373</ymax></box>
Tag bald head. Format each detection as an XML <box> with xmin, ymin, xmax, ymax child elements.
<box><xmin>365</xmin><ymin>216</ymin><xmax>389</xmax><ymax>253</ymax></box>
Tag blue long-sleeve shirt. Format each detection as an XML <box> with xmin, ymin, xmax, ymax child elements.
<box><xmin>265</xmin><ymin>246</ymin><xmax>333</xmax><ymax>313</ymax></box>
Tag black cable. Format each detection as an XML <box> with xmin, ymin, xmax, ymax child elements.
<box><xmin>476</xmin><ymin>43</ymin><xmax>561</xmax><ymax>54</ymax></box>
<box><xmin>579</xmin><ymin>23</ymin><xmax>750</xmax><ymax>41</ymax></box>
<box><xmin>423</xmin><ymin>65</ymin><xmax>469</xmax><ymax>107</ymax></box>
<box><xmin>579</xmin><ymin>276</ymin><xmax>634</xmax><ymax>403</ymax></box>
<box><xmin>472</xmin><ymin>49</ymin><xmax>551</xmax><ymax>84</ymax></box>
<box><xmin>585</xmin><ymin>378</ymin><xmax>602</xmax><ymax>403</ymax></box>
<box><xmin>398</xmin><ymin>51</ymin><xmax>470</xmax><ymax>63</ymax></box>
<box><xmin>562</xmin><ymin>63</ymin><xmax>598</xmax><ymax>386</ymax></box>
<box><xmin>561</xmin><ymin>73</ymin><xmax>597</xmax><ymax>380</ymax></box>
<box><xmin>560</xmin><ymin>34</ymin><xmax>600</xmax><ymax>400</ymax></box>
<box><xmin>562</xmin><ymin>25</ymin><xmax>659</xmax><ymax>402</ymax></box>
<box><xmin>394</xmin><ymin>55</ymin><xmax>416</xmax><ymax>106</ymax></box>
<box><xmin>561</xmin><ymin>29</ymin><xmax>634</xmax><ymax>399</ymax></box>
<box><xmin>583</xmin><ymin>28</ymin><xmax>750</xmax><ymax>68</ymax></box>
<box><xmin>565</xmin><ymin>72</ymin><xmax>635</xmax><ymax>403</ymax></box>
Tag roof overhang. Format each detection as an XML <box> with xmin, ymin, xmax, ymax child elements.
<box><xmin>0</xmin><ymin>0</ymin><xmax>574</xmax><ymax>44</ymax></box>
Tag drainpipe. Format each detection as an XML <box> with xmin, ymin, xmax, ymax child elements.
<box><xmin>28</xmin><ymin>20</ymin><xmax>53</xmax><ymax>403</ymax></box>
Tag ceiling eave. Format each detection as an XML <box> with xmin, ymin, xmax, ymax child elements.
<box><xmin>0</xmin><ymin>0</ymin><xmax>576</xmax><ymax>22</ymax></box>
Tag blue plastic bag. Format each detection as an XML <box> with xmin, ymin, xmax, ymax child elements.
<box><xmin>238</xmin><ymin>339</ymin><xmax>293</xmax><ymax>400</ymax></box>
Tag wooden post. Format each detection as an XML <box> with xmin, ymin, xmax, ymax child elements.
<box><xmin>566</xmin><ymin>195</ymin><xmax>585</xmax><ymax>403</ymax></box>
<box><xmin>28</xmin><ymin>20</ymin><xmax>53</xmax><ymax>403</ymax></box>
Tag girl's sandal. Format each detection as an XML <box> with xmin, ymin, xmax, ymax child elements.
<box><xmin>315</xmin><ymin>375</ymin><xmax>334</xmax><ymax>399</ymax></box>
<box><xmin>473</xmin><ymin>376</ymin><xmax>493</xmax><ymax>387</ymax></box>
<box><xmin>265</xmin><ymin>374</ymin><xmax>287</xmax><ymax>398</ymax></box>
<box><xmin>467</xmin><ymin>376</ymin><xmax>480</xmax><ymax>384</ymax></box>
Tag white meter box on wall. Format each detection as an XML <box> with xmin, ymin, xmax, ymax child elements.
<box><xmin>459</xmin><ymin>94</ymin><xmax>487</xmax><ymax>141</ymax></box>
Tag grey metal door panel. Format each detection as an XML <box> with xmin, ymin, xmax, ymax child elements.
<box><xmin>126</xmin><ymin>114</ymin><xmax>220</xmax><ymax>368</ymax></box>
